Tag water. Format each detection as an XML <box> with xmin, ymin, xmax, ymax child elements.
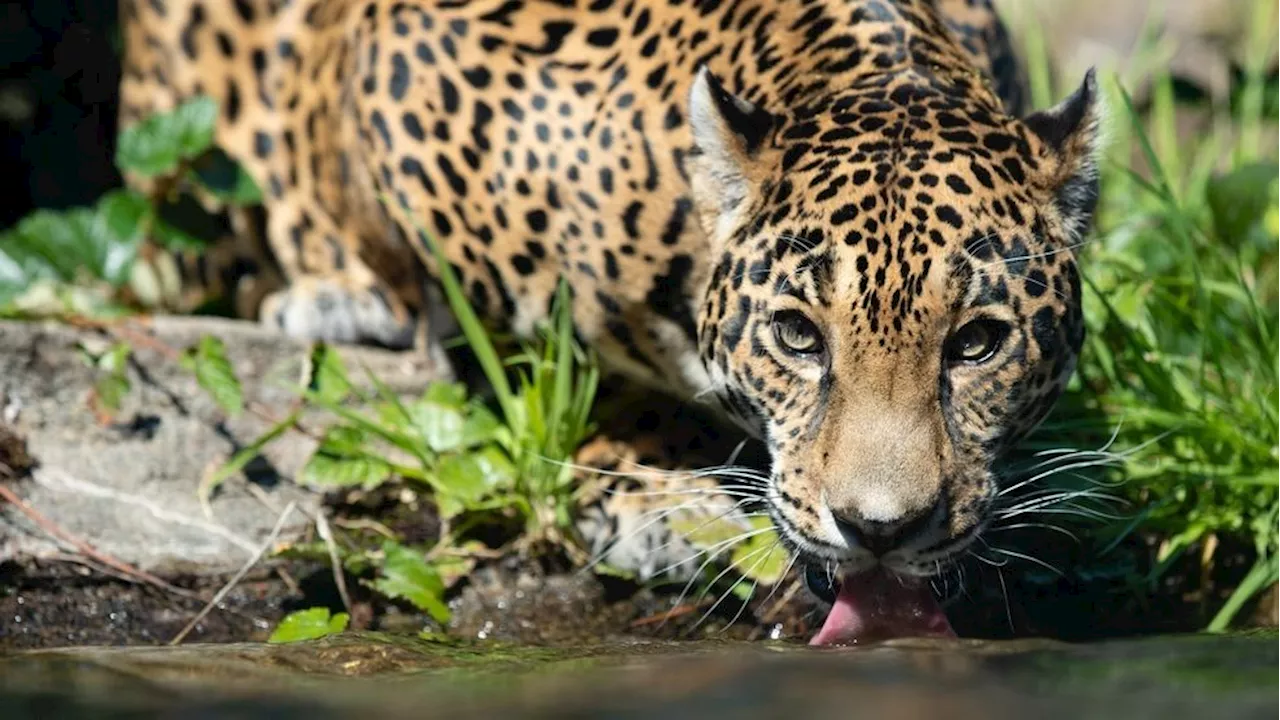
<box><xmin>1</xmin><ymin>631</ymin><xmax>1275</xmax><ymax>719</ymax></box>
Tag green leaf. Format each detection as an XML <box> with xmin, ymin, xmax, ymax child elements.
<box><xmin>94</xmin><ymin>373</ymin><xmax>131</xmax><ymax>413</ymax></box>
<box><xmin>591</xmin><ymin>562</ymin><xmax>637</xmax><ymax>580</ymax></box>
<box><xmin>668</xmin><ymin>514</ymin><xmax>753</xmax><ymax>551</ymax></box>
<box><xmin>299</xmin><ymin>425</ymin><xmax>392</xmax><ymax>490</ymax></box>
<box><xmin>0</xmin><ymin>230</ymin><xmax>56</xmax><ymax>306</ymax></box>
<box><xmin>371</xmin><ymin>542</ymin><xmax>451</xmax><ymax>624</ymax></box>
<box><xmin>423</xmin><ymin>382</ymin><xmax>468</xmax><ymax>408</ymax></box>
<box><xmin>729</xmin><ymin>518</ymin><xmax>788</xmax><ymax>586</ymax></box>
<box><xmin>11</xmin><ymin>209</ymin><xmax>102</xmax><ymax>281</ymax></box>
<box><xmin>267</xmin><ymin>607</ymin><xmax>349</xmax><ymax>644</ymax></box>
<box><xmin>91</xmin><ymin>342</ymin><xmax>133</xmax><ymax>413</ymax></box>
<box><xmin>93</xmin><ymin>190</ymin><xmax>150</xmax><ymax>285</ymax></box>
<box><xmin>459</xmin><ymin>402</ymin><xmax>503</xmax><ymax>448</ymax></box>
<box><xmin>434</xmin><ymin>445</ymin><xmax>517</xmax><ymax>513</ymax></box>
<box><xmin>181</xmin><ymin>335</ymin><xmax>243</xmax><ymax>417</ymax></box>
<box><xmin>406</xmin><ymin>399</ymin><xmax>466</xmax><ymax>453</ymax></box>
<box><xmin>1</xmin><ymin>200</ymin><xmax>146</xmax><ymax>294</ymax></box>
<box><xmin>375</xmin><ymin>382</ymin><xmax>480</xmax><ymax>454</ymax></box>
<box><xmin>116</xmin><ymin>96</ymin><xmax>218</xmax><ymax>177</ymax></box>
<box><xmin>307</xmin><ymin>343</ymin><xmax>351</xmax><ymax>404</ymax></box>
<box><xmin>151</xmin><ymin>193</ymin><xmax>219</xmax><ymax>250</ymax></box>
<box><xmin>189</xmin><ymin>147</ymin><xmax>263</xmax><ymax>205</ymax></box>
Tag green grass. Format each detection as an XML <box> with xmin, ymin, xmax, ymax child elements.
<box><xmin>1009</xmin><ymin>0</ymin><xmax>1279</xmax><ymax>629</ymax></box>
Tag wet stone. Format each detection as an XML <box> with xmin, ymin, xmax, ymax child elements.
<box><xmin>0</xmin><ymin>631</ymin><xmax>1275</xmax><ymax>719</ymax></box>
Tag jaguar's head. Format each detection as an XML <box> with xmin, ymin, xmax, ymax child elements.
<box><xmin>686</xmin><ymin>66</ymin><xmax>1102</xmax><ymax>643</ymax></box>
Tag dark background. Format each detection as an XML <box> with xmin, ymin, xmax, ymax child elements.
<box><xmin>0</xmin><ymin>0</ymin><xmax>121</xmax><ymax>230</ymax></box>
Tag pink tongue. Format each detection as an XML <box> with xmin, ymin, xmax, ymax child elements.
<box><xmin>809</xmin><ymin>569</ymin><xmax>955</xmax><ymax>646</ymax></box>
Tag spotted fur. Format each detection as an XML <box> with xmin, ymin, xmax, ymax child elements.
<box><xmin>119</xmin><ymin>0</ymin><xmax>1101</xmax><ymax>590</ymax></box>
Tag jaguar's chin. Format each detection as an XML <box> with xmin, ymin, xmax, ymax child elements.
<box><xmin>802</xmin><ymin>564</ymin><xmax>955</xmax><ymax>646</ymax></box>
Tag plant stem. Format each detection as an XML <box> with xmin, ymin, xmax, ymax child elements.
<box><xmin>1207</xmin><ymin>554</ymin><xmax>1279</xmax><ymax>632</ymax></box>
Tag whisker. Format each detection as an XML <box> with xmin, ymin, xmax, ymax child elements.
<box><xmin>996</xmin><ymin>565</ymin><xmax>1014</xmax><ymax>633</ymax></box>
<box><xmin>658</xmin><ymin>528</ymin><xmax>775</xmax><ymax>629</ymax></box>
<box><xmin>986</xmin><ymin>521</ymin><xmax>1081</xmax><ymax>543</ymax></box>
<box><xmin>979</xmin><ymin>539</ymin><xmax>1065</xmax><ymax>578</ymax></box>
<box><xmin>652</xmin><ymin>526</ymin><xmax>776</xmax><ymax>590</ymax></box>
<box><xmin>688</xmin><ymin>541</ymin><xmax>777</xmax><ymax>634</ymax></box>
<box><xmin>639</xmin><ymin>507</ymin><xmax>770</xmax><ymax>569</ymax></box>
<box><xmin>744</xmin><ymin>550</ymin><xmax>799</xmax><ymax>627</ymax></box>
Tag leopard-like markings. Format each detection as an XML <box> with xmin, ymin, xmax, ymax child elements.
<box><xmin>119</xmin><ymin>0</ymin><xmax>1101</xmax><ymax>626</ymax></box>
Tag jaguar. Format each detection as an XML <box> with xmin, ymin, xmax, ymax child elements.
<box><xmin>119</xmin><ymin>0</ymin><xmax>1102</xmax><ymax>644</ymax></box>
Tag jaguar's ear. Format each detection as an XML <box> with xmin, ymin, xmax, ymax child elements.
<box><xmin>1024</xmin><ymin>68</ymin><xmax>1106</xmax><ymax>243</ymax></box>
<box><xmin>687</xmin><ymin>66</ymin><xmax>776</xmax><ymax>241</ymax></box>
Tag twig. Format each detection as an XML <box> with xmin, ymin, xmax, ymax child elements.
<box><xmin>275</xmin><ymin>566</ymin><xmax>302</xmax><ymax>596</ymax></box>
<box><xmin>629</xmin><ymin>602</ymin><xmax>706</xmax><ymax>628</ymax></box>
<box><xmin>761</xmin><ymin>578</ymin><xmax>804</xmax><ymax>622</ymax></box>
<box><xmin>332</xmin><ymin>516</ymin><xmax>399</xmax><ymax>540</ymax></box>
<box><xmin>169</xmin><ymin>500</ymin><xmax>297</xmax><ymax>645</ymax></box>
<box><xmin>0</xmin><ymin>483</ymin><xmax>204</xmax><ymax>601</ymax></box>
<box><xmin>315</xmin><ymin>509</ymin><xmax>353</xmax><ymax>613</ymax></box>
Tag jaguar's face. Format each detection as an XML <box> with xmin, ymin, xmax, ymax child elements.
<box><xmin>685</xmin><ymin>66</ymin><xmax>1101</xmax><ymax>622</ymax></box>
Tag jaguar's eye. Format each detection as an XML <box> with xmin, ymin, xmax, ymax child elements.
<box><xmin>945</xmin><ymin>319</ymin><xmax>1009</xmax><ymax>365</ymax></box>
<box><xmin>772</xmin><ymin>310</ymin><xmax>824</xmax><ymax>355</ymax></box>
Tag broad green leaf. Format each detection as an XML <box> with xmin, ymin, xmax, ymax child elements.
<box><xmin>668</xmin><ymin>513</ymin><xmax>753</xmax><ymax>551</ymax></box>
<box><xmin>93</xmin><ymin>190</ymin><xmax>150</xmax><ymax>285</ymax></box>
<box><xmin>150</xmin><ymin>215</ymin><xmax>210</xmax><ymax>251</ymax></box>
<box><xmin>10</xmin><ymin>209</ymin><xmax>100</xmax><ymax>281</ymax></box>
<box><xmin>371</xmin><ymin>542</ymin><xmax>450</xmax><ymax>624</ymax></box>
<box><xmin>151</xmin><ymin>192</ymin><xmax>224</xmax><ymax>250</ymax></box>
<box><xmin>3</xmin><ymin>202</ymin><xmax>145</xmax><ymax>291</ymax></box>
<box><xmin>267</xmin><ymin>607</ymin><xmax>349</xmax><ymax>644</ymax></box>
<box><xmin>308</xmin><ymin>395</ymin><xmax>426</xmax><ymax>461</ymax></box>
<box><xmin>423</xmin><ymin>382</ymin><xmax>468</xmax><ymax>408</ymax></box>
<box><xmin>0</xmin><ymin>233</ymin><xmax>48</xmax><ymax>306</ymax></box>
<box><xmin>434</xmin><ymin>491</ymin><xmax>465</xmax><ymax>520</ymax></box>
<box><xmin>729</xmin><ymin>518</ymin><xmax>788</xmax><ymax>586</ymax></box>
<box><xmin>406</xmin><ymin>400</ymin><xmax>466</xmax><ymax>453</ymax></box>
<box><xmin>459</xmin><ymin>403</ymin><xmax>503</xmax><ymax>448</ymax></box>
<box><xmin>435</xmin><ymin>445</ymin><xmax>517</xmax><ymax>509</ymax></box>
<box><xmin>116</xmin><ymin>96</ymin><xmax>218</xmax><ymax>177</ymax></box>
<box><xmin>181</xmin><ymin>335</ymin><xmax>243</xmax><ymax>417</ymax></box>
<box><xmin>299</xmin><ymin>425</ymin><xmax>392</xmax><ymax>489</ymax></box>
<box><xmin>189</xmin><ymin>147</ymin><xmax>263</xmax><ymax>205</ymax></box>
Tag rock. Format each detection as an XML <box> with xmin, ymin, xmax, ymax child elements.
<box><xmin>0</xmin><ymin>316</ymin><xmax>447</xmax><ymax>578</ymax></box>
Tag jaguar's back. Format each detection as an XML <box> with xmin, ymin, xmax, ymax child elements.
<box><xmin>118</xmin><ymin>0</ymin><xmax>1029</xmax><ymax>387</ymax></box>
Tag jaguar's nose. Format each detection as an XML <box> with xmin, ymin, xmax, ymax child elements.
<box><xmin>830</xmin><ymin>500</ymin><xmax>941</xmax><ymax>557</ymax></box>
